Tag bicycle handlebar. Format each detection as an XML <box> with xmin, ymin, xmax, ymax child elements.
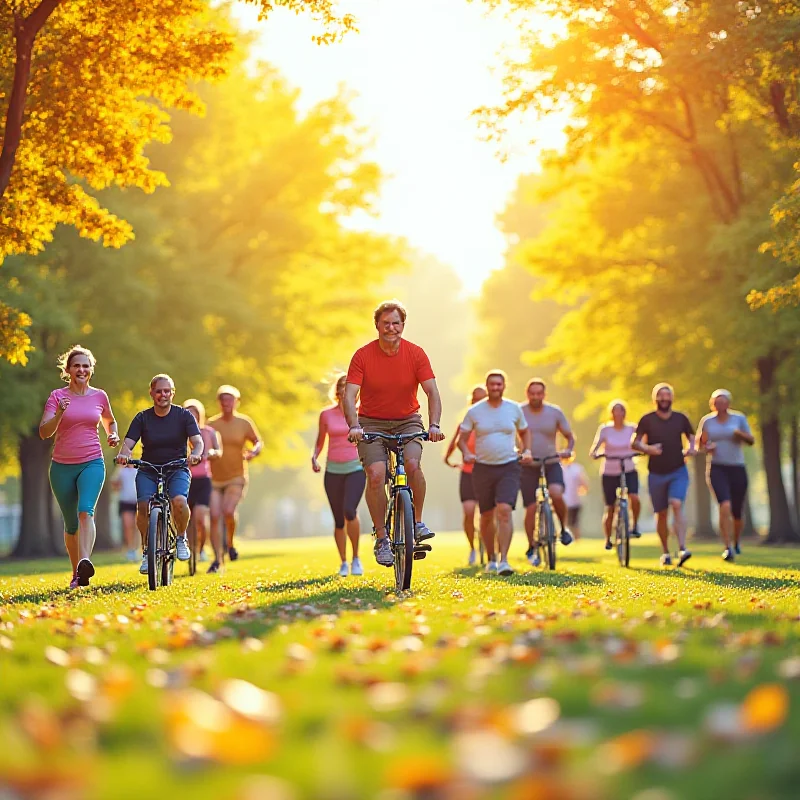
<box><xmin>128</xmin><ymin>458</ymin><xmax>189</xmax><ymax>472</ymax></box>
<box><xmin>362</xmin><ymin>431</ymin><xmax>430</xmax><ymax>444</ymax></box>
<box><xmin>529</xmin><ymin>454</ymin><xmax>563</xmax><ymax>465</ymax></box>
<box><xmin>593</xmin><ymin>453</ymin><xmax>641</xmax><ymax>462</ymax></box>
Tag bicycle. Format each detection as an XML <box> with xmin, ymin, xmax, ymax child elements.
<box><xmin>529</xmin><ymin>454</ymin><xmax>564</xmax><ymax>571</ymax></box>
<box><xmin>594</xmin><ymin>453</ymin><xmax>640</xmax><ymax>568</ymax></box>
<box><xmin>129</xmin><ymin>458</ymin><xmax>188</xmax><ymax>590</ymax></box>
<box><xmin>362</xmin><ymin>431</ymin><xmax>430</xmax><ymax>592</ymax></box>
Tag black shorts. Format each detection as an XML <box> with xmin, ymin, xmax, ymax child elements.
<box><xmin>708</xmin><ymin>464</ymin><xmax>748</xmax><ymax>520</ymax></box>
<box><xmin>520</xmin><ymin>463</ymin><xmax>564</xmax><ymax>508</ymax></box>
<box><xmin>188</xmin><ymin>476</ymin><xmax>212</xmax><ymax>509</ymax></box>
<box><xmin>567</xmin><ymin>506</ymin><xmax>582</xmax><ymax>527</ymax></box>
<box><xmin>471</xmin><ymin>460</ymin><xmax>521</xmax><ymax>513</ymax></box>
<box><xmin>119</xmin><ymin>501</ymin><xmax>137</xmax><ymax>516</ymax></box>
<box><xmin>459</xmin><ymin>471</ymin><xmax>476</xmax><ymax>503</ymax></box>
<box><xmin>601</xmin><ymin>471</ymin><xmax>640</xmax><ymax>506</ymax></box>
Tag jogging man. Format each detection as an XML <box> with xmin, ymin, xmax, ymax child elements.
<box><xmin>519</xmin><ymin>378</ymin><xmax>575</xmax><ymax>567</ymax></box>
<box><xmin>633</xmin><ymin>382</ymin><xmax>696</xmax><ymax>567</ymax></box>
<box><xmin>458</xmin><ymin>371</ymin><xmax>532</xmax><ymax>576</ymax></box>
<box><xmin>208</xmin><ymin>385</ymin><xmax>262</xmax><ymax>566</ymax></box>
<box><xmin>344</xmin><ymin>300</ymin><xmax>445</xmax><ymax>568</ymax></box>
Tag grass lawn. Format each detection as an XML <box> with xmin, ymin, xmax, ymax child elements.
<box><xmin>1</xmin><ymin>533</ymin><xmax>799</xmax><ymax>800</ymax></box>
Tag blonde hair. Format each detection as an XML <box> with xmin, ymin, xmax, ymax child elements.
<box><xmin>328</xmin><ymin>373</ymin><xmax>347</xmax><ymax>404</ymax></box>
<box><xmin>57</xmin><ymin>345</ymin><xmax>96</xmax><ymax>383</ymax></box>
<box><xmin>183</xmin><ymin>398</ymin><xmax>206</xmax><ymax>426</ymax></box>
<box><xmin>150</xmin><ymin>373</ymin><xmax>175</xmax><ymax>391</ymax></box>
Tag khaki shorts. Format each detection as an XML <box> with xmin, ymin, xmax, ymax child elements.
<box><xmin>212</xmin><ymin>476</ymin><xmax>248</xmax><ymax>497</ymax></box>
<box><xmin>357</xmin><ymin>414</ymin><xmax>425</xmax><ymax>468</ymax></box>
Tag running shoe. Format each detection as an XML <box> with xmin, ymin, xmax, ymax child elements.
<box><xmin>207</xmin><ymin>560</ymin><xmax>220</xmax><ymax>574</ymax></box>
<box><xmin>228</xmin><ymin>546</ymin><xmax>239</xmax><ymax>562</ymax></box>
<box><xmin>660</xmin><ymin>553</ymin><xmax>672</xmax><ymax>567</ymax></box>
<box><xmin>530</xmin><ymin>551</ymin><xmax>541</xmax><ymax>567</ymax></box>
<box><xmin>468</xmin><ymin>549</ymin><xmax>477</xmax><ymax>566</ymax></box>
<box><xmin>76</xmin><ymin>558</ymin><xmax>94</xmax><ymax>586</ymax></box>
<box><xmin>484</xmin><ymin>561</ymin><xmax>498</xmax><ymax>574</ymax></box>
<box><xmin>69</xmin><ymin>571</ymin><xmax>80</xmax><ymax>590</ymax></box>
<box><xmin>734</xmin><ymin>543</ymin><xmax>741</xmax><ymax>555</ymax></box>
<box><xmin>630</xmin><ymin>527</ymin><xmax>642</xmax><ymax>539</ymax></box>
<box><xmin>126</xmin><ymin>548</ymin><xmax>138</xmax><ymax>563</ymax></box>
<box><xmin>604</xmin><ymin>539</ymin><xmax>613</xmax><ymax>550</ymax></box>
<box><xmin>199</xmin><ymin>550</ymin><xmax>208</xmax><ymax>563</ymax></box>
<box><xmin>139</xmin><ymin>553</ymin><xmax>149</xmax><ymax>575</ymax></box>
<box><xmin>176</xmin><ymin>537</ymin><xmax>191</xmax><ymax>561</ymax></box>
<box><xmin>415</xmin><ymin>522</ymin><xmax>436</xmax><ymax>542</ymax></box>
<box><xmin>497</xmin><ymin>560</ymin><xmax>515</xmax><ymax>576</ymax></box>
<box><xmin>351</xmin><ymin>557</ymin><xmax>364</xmax><ymax>576</ymax></box>
<box><xmin>374</xmin><ymin>536</ymin><xmax>394</xmax><ymax>567</ymax></box>
<box><xmin>338</xmin><ymin>561</ymin><xmax>349</xmax><ymax>577</ymax></box>
<box><xmin>560</xmin><ymin>528</ymin><xmax>574</xmax><ymax>546</ymax></box>
<box><xmin>722</xmin><ymin>548</ymin><xmax>735</xmax><ymax>562</ymax></box>
<box><xmin>677</xmin><ymin>549</ymin><xmax>692</xmax><ymax>567</ymax></box>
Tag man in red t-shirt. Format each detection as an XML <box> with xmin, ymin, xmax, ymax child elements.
<box><xmin>344</xmin><ymin>300</ymin><xmax>445</xmax><ymax>567</ymax></box>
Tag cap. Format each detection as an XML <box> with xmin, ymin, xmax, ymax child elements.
<box><xmin>216</xmin><ymin>384</ymin><xmax>241</xmax><ymax>400</ymax></box>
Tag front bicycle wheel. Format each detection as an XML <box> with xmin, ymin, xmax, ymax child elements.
<box><xmin>542</xmin><ymin>502</ymin><xmax>557</xmax><ymax>571</ymax></box>
<box><xmin>616</xmin><ymin>500</ymin><xmax>630</xmax><ymax>568</ymax></box>
<box><xmin>393</xmin><ymin>489</ymin><xmax>415</xmax><ymax>592</ymax></box>
<box><xmin>162</xmin><ymin>518</ymin><xmax>176</xmax><ymax>586</ymax></box>
<box><xmin>147</xmin><ymin>506</ymin><xmax>162</xmax><ymax>591</ymax></box>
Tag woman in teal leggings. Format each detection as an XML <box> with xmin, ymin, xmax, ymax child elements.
<box><xmin>39</xmin><ymin>345</ymin><xmax>119</xmax><ymax>589</ymax></box>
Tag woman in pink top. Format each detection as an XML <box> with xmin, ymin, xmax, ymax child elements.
<box><xmin>312</xmin><ymin>374</ymin><xmax>366</xmax><ymax>577</ymax></box>
<box><xmin>39</xmin><ymin>345</ymin><xmax>119</xmax><ymax>589</ymax></box>
<box><xmin>184</xmin><ymin>400</ymin><xmax>222</xmax><ymax>571</ymax></box>
<box><xmin>590</xmin><ymin>399</ymin><xmax>641</xmax><ymax>549</ymax></box>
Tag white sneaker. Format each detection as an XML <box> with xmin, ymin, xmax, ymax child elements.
<box><xmin>338</xmin><ymin>561</ymin><xmax>349</xmax><ymax>577</ymax></box>
<box><xmin>484</xmin><ymin>561</ymin><xmax>498</xmax><ymax>574</ymax></box>
<box><xmin>351</xmin><ymin>557</ymin><xmax>364</xmax><ymax>576</ymax></box>
<box><xmin>199</xmin><ymin>550</ymin><xmax>208</xmax><ymax>563</ymax></box>
<box><xmin>139</xmin><ymin>553</ymin><xmax>148</xmax><ymax>575</ymax></box>
<box><xmin>468</xmin><ymin>549</ymin><xmax>477</xmax><ymax>566</ymax></box>
<box><xmin>126</xmin><ymin>549</ymin><xmax>138</xmax><ymax>563</ymax></box>
<box><xmin>176</xmin><ymin>537</ymin><xmax>190</xmax><ymax>561</ymax></box>
<box><xmin>497</xmin><ymin>560</ymin><xmax>515</xmax><ymax>576</ymax></box>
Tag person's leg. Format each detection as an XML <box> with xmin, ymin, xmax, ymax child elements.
<box><xmin>631</xmin><ymin>495</ymin><xmax>641</xmax><ymax>529</ymax></box>
<box><xmin>718</xmin><ymin>501</ymin><xmax>733</xmax><ymax>549</ymax></box>
<box><xmin>222</xmin><ymin>484</ymin><xmax>246</xmax><ymax>551</ymax></box>
<box><xmin>344</xmin><ymin>470</ymin><xmax>365</xmax><ymax>561</ymax></box>
<box><xmin>75</xmin><ymin>459</ymin><xmax>105</xmax><ymax>563</ymax></box>
<box><xmin>122</xmin><ymin>510</ymin><xmax>137</xmax><ymax>551</ymax></box>
<box><xmin>648</xmin><ymin>473</ymin><xmax>670</xmax><ymax>557</ymax></box>
<box><xmin>731</xmin><ymin>467</ymin><xmax>748</xmax><ymax>549</ymax></box>
<box><xmin>656</xmin><ymin>511</ymin><xmax>670</xmax><ymax>553</ymax></box>
<box><xmin>668</xmin><ymin>467</ymin><xmax>690</xmax><ymax>553</ymax></box>
<box><xmin>520</xmin><ymin>468</ymin><xmax>537</xmax><ymax>549</ymax></box>
<box><xmin>479</xmin><ymin>509</ymin><xmax>497</xmax><ymax>562</ymax></box>
<box><xmin>601</xmin><ymin>476</ymin><xmax>616</xmax><ymax>545</ymax></box>
<box><xmin>50</xmin><ymin>461</ymin><xmax>80</xmax><ymax>569</ymax></box>
<box><xmin>569</xmin><ymin>507</ymin><xmax>582</xmax><ymax>539</ymax></box>
<box><xmin>405</xmin><ymin>458</ymin><xmax>426</xmax><ymax>523</ymax></box>
<box><xmin>495</xmin><ymin>462</ymin><xmax>520</xmax><ymax>568</ymax></box>
<box><xmin>671</xmin><ymin>499</ymin><xmax>687</xmax><ymax>550</ymax></box>
<box><xmin>195</xmin><ymin>506</ymin><xmax>211</xmax><ymax>553</ymax></box>
<box><xmin>325</xmin><ymin>472</ymin><xmax>347</xmax><ymax>561</ymax></box>
<box><xmin>171</xmin><ymin>495</ymin><xmax>191</xmax><ymax>536</ymax></box>
<box><xmin>603</xmin><ymin>505</ymin><xmax>614</xmax><ymax>543</ymax></box>
<box><xmin>496</xmin><ymin>503</ymin><xmax>514</xmax><ymax>562</ymax></box>
<box><xmin>549</xmin><ymin>485</ymin><xmax>567</xmax><ymax>529</ymax></box>
<box><xmin>209</xmin><ymin>488</ymin><xmax>225</xmax><ymax>565</ymax></box>
<box><xmin>363</xmin><ymin>461</ymin><xmax>389</xmax><ymax>535</ymax></box>
<box><xmin>472</xmin><ymin>465</ymin><xmax>497</xmax><ymax>562</ymax></box>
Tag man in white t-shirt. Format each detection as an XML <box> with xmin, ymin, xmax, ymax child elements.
<box><xmin>458</xmin><ymin>370</ymin><xmax>532</xmax><ymax>576</ymax></box>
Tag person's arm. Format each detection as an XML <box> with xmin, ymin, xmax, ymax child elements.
<box><xmin>518</xmin><ymin>425</ymin><xmax>532</xmax><ymax>464</ymax></box>
<box><xmin>100</xmin><ymin>393</ymin><xmax>120</xmax><ymax>447</ymax></box>
<box><xmin>444</xmin><ymin>423</ymin><xmax>462</xmax><ymax>467</ymax></box>
<box><xmin>420</xmin><ymin>378</ymin><xmax>444</xmax><ymax>442</ymax></box>
<box><xmin>683</xmin><ymin>415</ymin><xmax>697</xmax><ymax>456</ymax></box>
<box><xmin>696</xmin><ymin>418</ymin><xmax>713</xmax><ymax>453</ymax></box>
<box><xmin>632</xmin><ymin>417</ymin><xmax>661</xmax><ymax>456</ymax></box>
<box><xmin>245</xmin><ymin>420</ymin><xmax>263</xmax><ymax>460</ymax></box>
<box><xmin>733</xmin><ymin>415</ymin><xmax>755</xmax><ymax>446</ymax></box>
<box><xmin>578</xmin><ymin>465</ymin><xmax>590</xmax><ymax>494</ymax></box>
<box><xmin>188</xmin><ymin>433</ymin><xmax>204</xmax><ymax>465</ymax></box>
<box><xmin>590</xmin><ymin>425</ymin><xmax>604</xmax><ymax>459</ymax></box>
<box><xmin>557</xmin><ymin>412</ymin><xmax>575</xmax><ymax>457</ymax></box>
<box><xmin>344</xmin><ymin>382</ymin><xmax>363</xmax><ymax>441</ymax></box>
<box><xmin>207</xmin><ymin>429</ymin><xmax>222</xmax><ymax>460</ymax></box>
<box><xmin>457</xmin><ymin>412</ymin><xmax>475</xmax><ymax>463</ymax></box>
<box><xmin>110</xmin><ymin>466</ymin><xmax>123</xmax><ymax>492</ymax></box>
<box><xmin>39</xmin><ymin>393</ymin><xmax>67</xmax><ymax>439</ymax></box>
<box><xmin>312</xmin><ymin>413</ymin><xmax>327</xmax><ymax>473</ymax></box>
<box><xmin>115</xmin><ymin>415</ymin><xmax>141</xmax><ymax>464</ymax></box>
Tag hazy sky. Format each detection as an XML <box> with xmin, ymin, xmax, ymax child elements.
<box><xmin>234</xmin><ymin>0</ymin><xmax>564</xmax><ymax>294</ymax></box>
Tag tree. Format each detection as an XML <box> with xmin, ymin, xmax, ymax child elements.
<box><xmin>478</xmin><ymin>0</ymin><xmax>800</xmax><ymax>543</ymax></box>
<box><xmin>0</xmin><ymin>45</ymin><xmax>399</xmax><ymax>557</ymax></box>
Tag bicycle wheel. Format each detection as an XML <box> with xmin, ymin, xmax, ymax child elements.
<box><xmin>616</xmin><ymin>500</ymin><xmax>630</xmax><ymax>568</ymax></box>
<box><xmin>162</xmin><ymin>518</ymin><xmax>176</xmax><ymax>586</ymax></box>
<box><xmin>393</xmin><ymin>489</ymin><xmax>415</xmax><ymax>592</ymax></box>
<box><xmin>147</xmin><ymin>506</ymin><xmax>162</xmax><ymax>591</ymax></box>
<box><xmin>542</xmin><ymin>502</ymin><xmax>557</xmax><ymax>571</ymax></box>
<box><xmin>187</xmin><ymin>518</ymin><xmax>197</xmax><ymax>577</ymax></box>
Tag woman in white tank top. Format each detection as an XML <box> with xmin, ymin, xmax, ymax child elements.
<box><xmin>590</xmin><ymin>400</ymin><xmax>642</xmax><ymax>549</ymax></box>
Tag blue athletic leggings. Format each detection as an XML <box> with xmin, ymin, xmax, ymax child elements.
<box><xmin>49</xmin><ymin>458</ymin><xmax>106</xmax><ymax>535</ymax></box>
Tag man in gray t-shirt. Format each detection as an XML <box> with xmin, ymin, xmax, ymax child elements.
<box><xmin>519</xmin><ymin>379</ymin><xmax>576</xmax><ymax>562</ymax></box>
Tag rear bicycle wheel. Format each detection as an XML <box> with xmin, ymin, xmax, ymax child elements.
<box><xmin>147</xmin><ymin>506</ymin><xmax>162</xmax><ymax>591</ymax></box>
<box><xmin>616</xmin><ymin>500</ymin><xmax>630</xmax><ymax>568</ymax></box>
<box><xmin>542</xmin><ymin>502</ymin><xmax>557</xmax><ymax>571</ymax></box>
<box><xmin>393</xmin><ymin>489</ymin><xmax>415</xmax><ymax>592</ymax></box>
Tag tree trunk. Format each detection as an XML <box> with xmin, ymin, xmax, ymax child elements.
<box><xmin>758</xmin><ymin>357</ymin><xmax>800</xmax><ymax>544</ymax></box>
<box><xmin>0</xmin><ymin>0</ymin><xmax>63</xmax><ymax>198</ymax></box>
<box><xmin>11</xmin><ymin>432</ymin><xmax>63</xmax><ymax>557</ymax></box>
<box><xmin>741</xmin><ymin>493</ymin><xmax>758</xmax><ymax>540</ymax></box>
<box><xmin>692</xmin><ymin>452</ymin><xmax>715</xmax><ymax>540</ymax></box>
<box><xmin>93</xmin><ymin>479</ymin><xmax>117</xmax><ymax>551</ymax></box>
<box><xmin>791</xmin><ymin>415</ymin><xmax>799</xmax><ymax>528</ymax></box>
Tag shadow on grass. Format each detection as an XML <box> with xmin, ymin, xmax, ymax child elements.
<box><xmin>3</xmin><ymin>579</ymin><xmax>147</xmax><ymax>606</ymax></box>
<box><xmin>256</xmin><ymin>576</ymin><xmax>339</xmax><ymax>595</ymax></box>
<box><xmin>637</xmin><ymin>567</ymin><xmax>796</xmax><ymax>592</ymax></box>
<box><xmin>452</xmin><ymin>566</ymin><xmax>605</xmax><ymax>587</ymax></box>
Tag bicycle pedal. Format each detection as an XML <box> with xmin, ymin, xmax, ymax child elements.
<box><xmin>413</xmin><ymin>551</ymin><xmax>428</xmax><ymax>560</ymax></box>
<box><xmin>413</xmin><ymin>544</ymin><xmax>432</xmax><ymax>553</ymax></box>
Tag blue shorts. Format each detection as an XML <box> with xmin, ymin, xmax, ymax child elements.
<box><xmin>135</xmin><ymin>467</ymin><xmax>191</xmax><ymax>503</ymax></box>
<box><xmin>648</xmin><ymin>465</ymin><xmax>689</xmax><ymax>514</ymax></box>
